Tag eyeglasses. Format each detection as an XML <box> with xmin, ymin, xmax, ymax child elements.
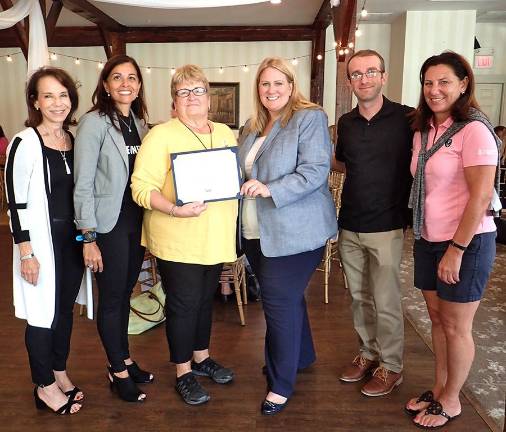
<box><xmin>349</xmin><ymin>69</ymin><xmax>384</xmax><ymax>81</ymax></box>
<box><xmin>175</xmin><ymin>87</ymin><xmax>207</xmax><ymax>98</ymax></box>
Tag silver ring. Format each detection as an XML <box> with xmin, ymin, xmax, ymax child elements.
<box><xmin>87</xmin><ymin>264</ymin><xmax>93</xmax><ymax>268</ymax></box>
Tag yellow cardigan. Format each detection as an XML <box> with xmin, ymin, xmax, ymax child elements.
<box><xmin>131</xmin><ymin>118</ymin><xmax>238</xmax><ymax>265</ymax></box>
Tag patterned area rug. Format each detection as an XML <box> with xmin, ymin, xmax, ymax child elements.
<box><xmin>400</xmin><ymin>231</ymin><xmax>505</xmax><ymax>432</ymax></box>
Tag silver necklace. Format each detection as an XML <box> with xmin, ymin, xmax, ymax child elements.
<box><xmin>182</xmin><ymin>121</ymin><xmax>212</xmax><ymax>150</ymax></box>
<box><xmin>118</xmin><ymin>114</ymin><xmax>133</xmax><ymax>133</ymax></box>
<box><xmin>42</xmin><ymin>125</ymin><xmax>71</xmax><ymax>175</ymax></box>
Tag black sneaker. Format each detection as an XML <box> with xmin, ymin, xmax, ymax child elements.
<box><xmin>175</xmin><ymin>372</ymin><xmax>210</xmax><ymax>405</ymax></box>
<box><xmin>191</xmin><ymin>357</ymin><xmax>234</xmax><ymax>384</ymax></box>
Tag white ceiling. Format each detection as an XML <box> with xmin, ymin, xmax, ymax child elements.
<box><xmin>48</xmin><ymin>0</ymin><xmax>506</xmax><ymax>27</ymax></box>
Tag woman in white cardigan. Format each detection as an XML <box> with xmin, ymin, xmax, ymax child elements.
<box><xmin>5</xmin><ymin>67</ymin><xmax>86</xmax><ymax>415</ymax></box>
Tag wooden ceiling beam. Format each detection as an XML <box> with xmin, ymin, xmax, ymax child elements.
<box><xmin>312</xmin><ymin>0</ymin><xmax>332</xmax><ymax>29</ymax></box>
<box><xmin>46</xmin><ymin>1</ymin><xmax>64</xmax><ymax>44</ymax></box>
<box><xmin>0</xmin><ymin>25</ymin><xmax>314</xmax><ymax>47</ymax></box>
<box><xmin>0</xmin><ymin>0</ymin><xmax>28</xmax><ymax>59</ymax></box>
<box><xmin>60</xmin><ymin>0</ymin><xmax>126</xmax><ymax>32</ymax></box>
<box><xmin>332</xmin><ymin>0</ymin><xmax>356</xmax><ymax>63</ymax></box>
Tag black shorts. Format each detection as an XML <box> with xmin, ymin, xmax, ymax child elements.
<box><xmin>413</xmin><ymin>232</ymin><xmax>496</xmax><ymax>303</ymax></box>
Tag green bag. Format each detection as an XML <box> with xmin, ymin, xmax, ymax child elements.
<box><xmin>128</xmin><ymin>282</ymin><xmax>166</xmax><ymax>335</ymax></box>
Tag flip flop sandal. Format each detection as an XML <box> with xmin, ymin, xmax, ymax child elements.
<box><xmin>404</xmin><ymin>390</ymin><xmax>434</xmax><ymax>416</ymax></box>
<box><xmin>414</xmin><ymin>400</ymin><xmax>461</xmax><ymax>430</ymax></box>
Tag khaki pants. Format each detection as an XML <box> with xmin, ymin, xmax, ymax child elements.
<box><xmin>338</xmin><ymin>229</ymin><xmax>404</xmax><ymax>373</ymax></box>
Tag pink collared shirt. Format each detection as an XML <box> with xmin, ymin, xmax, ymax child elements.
<box><xmin>411</xmin><ymin>118</ymin><xmax>497</xmax><ymax>242</ymax></box>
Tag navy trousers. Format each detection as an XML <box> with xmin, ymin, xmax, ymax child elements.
<box><xmin>243</xmin><ymin>239</ymin><xmax>324</xmax><ymax>398</ymax></box>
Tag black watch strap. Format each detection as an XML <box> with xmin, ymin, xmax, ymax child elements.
<box><xmin>83</xmin><ymin>230</ymin><xmax>97</xmax><ymax>243</ymax></box>
<box><xmin>449</xmin><ymin>240</ymin><xmax>467</xmax><ymax>251</ymax></box>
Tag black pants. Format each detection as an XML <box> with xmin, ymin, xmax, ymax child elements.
<box><xmin>156</xmin><ymin>260</ymin><xmax>223</xmax><ymax>364</ymax></box>
<box><xmin>25</xmin><ymin>219</ymin><xmax>83</xmax><ymax>386</ymax></box>
<box><xmin>95</xmin><ymin>208</ymin><xmax>145</xmax><ymax>373</ymax></box>
<box><xmin>243</xmin><ymin>238</ymin><xmax>324</xmax><ymax>398</ymax></box>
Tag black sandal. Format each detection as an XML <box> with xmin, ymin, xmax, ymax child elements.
<box><xmin>414</xmin><ymin>400</ymin><xmax>461</xmax><ymax>430</ymax></box>
<box><xmin>126</xmin><ymin>362</ymin><xmax>154</xmax><ymax>384</ymax></box>
<box><xmin>34</xmin><ymin>387</ymin><xmax>81</xmax><ymax>415</ymax></box>
<box><xmin>405</xmin><ymin>390</ymin><xmax>434</xmax><ymax>416</ymax></box>
<box><xmin>64</xmin><ymin>386</ymin><xmax>84</xmax><ymax>402</ymax></box>
<box><xmin>107</xmin><ymin>367</ymin><xmax>146</xmax><ymax>403</ymax></box>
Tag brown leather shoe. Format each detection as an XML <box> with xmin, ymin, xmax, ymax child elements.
<box><xmin>361</xmin><ymin>366</ymin><xmax>403</xmax><ymax>397</ymax></box>
<box><xmin>339</xmin><ymin>355</ymin><xmax>379</xmax><ymax>383</ymax></box>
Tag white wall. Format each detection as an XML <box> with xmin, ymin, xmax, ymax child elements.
<box><xmin>0</xmin><ymin>41</ymin><xmax>312</xmax><ymax>139</ymax></box>
<box><xmin>475</xmin><ymin>22</ymin><xmax>506</xmax><ymax>76</ymax></box>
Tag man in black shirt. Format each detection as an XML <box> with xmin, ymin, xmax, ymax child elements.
<box><xmin>335</xmin><ymin>49</ymin><xmax>413</xmax><ymax>397</ymax></box>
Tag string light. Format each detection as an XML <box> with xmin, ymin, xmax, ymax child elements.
<box><xmin>74</xmin><ymin>58</ymin><xmax>80</xmax><ymax>65</ymax></box>
<box><xmin>344</xmin><ymin>48</ymin><xmax>350</xmax><ymax>55</ymax></box>
<box><xmin>146</xmin><ymin>67</ymin><xmax>151</xmax><ymax>74</ymax></box>
<box><xmin>339</xmin><ymin>49</ymin><xmax>345</xmax><ymax>56</ymax></box>
<box><xmin>50</xmin><ymin>52</ymin><xmax>57</xmax><ymax>60</ymax></box>
<box><xmin>348</xmin><ymin>42</ymin><xmax>354</xmax><ymax>48</ymax></box>
<box><xmin>6</xmin><ymin>55</ymin><xmax>13</xmax><ymax>62</ymax></box>
<box><xmin>333</xmin><ymin>41</ymin><xmax>338</xmax><ymax>48</ymax></box>
<box><xmin>291</xmin><ymin>58</ymin><xmax>298</xmax><ymax>66</ymax></box>
<box><xmin>170</xmin><ymin>67</ymin><xmax>176</xmax><ymax>75</ymax></box>
<box><xmin>219</xmin><ymin>67</ymin><xmax>224</xmax><ymax>74</ymax></box>
<box><xmin>98</xmin><ymin>61</ymin><xmax>104</xmax><ymax>69</ymax></box>
<box><xmin>355</xmin><ymin>26</ymin><xmax>362</xmax><ymax>37</ymax></box>
<box><xmin>270</xmin><ymin>0</ymin><xmax>281</xmax><ymax>4</ymax></box>
<box><xmin>316</xmin><ymin>54</ymin><xmax>323</xmax><ymax>60</ymax></box>
<box><xmin>242</xmin><ymin>65</ymin><xmax>249</xmax><ymax>72</ymax></box>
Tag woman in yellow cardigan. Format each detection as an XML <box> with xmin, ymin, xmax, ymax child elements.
<box><xmin>131</xmin><ymin>64</ymin><xmax>237</xmax><ymax>406</ymax></box>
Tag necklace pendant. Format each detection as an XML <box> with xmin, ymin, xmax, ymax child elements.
<box><xmin>64</xmin><ymin>159</ymin><xmax>71</xmax><ymax>175</ymax></box>
<box><xmin>128</xmin><ymin>127</ymin><xmax>132</xmax><ymax>133</ymax></box>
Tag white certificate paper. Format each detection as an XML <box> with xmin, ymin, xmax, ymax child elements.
<box><xmin>171</xmin><ymin>147</ymin><xmax>241</xmax><ymax>205</ymax></box>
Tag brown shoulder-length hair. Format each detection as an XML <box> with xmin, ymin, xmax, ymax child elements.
<box><xmin>249</xmin><ymin>57</ymin><xmax>321</xmax><ymax>134</ymax></box>
<box><xmin>89</xmin><ymin>54</ymin><xmax>148</xmax><ymax>128</ymax></box>
<box><xmin>25</xmin><ymin>67</ymin><xmax>79</xmax><ymax>128</ymax></box>
<box><xmin>411</xmin><ymin>51</ymin><xmax>480</xmax><ymax>132</ymax></box>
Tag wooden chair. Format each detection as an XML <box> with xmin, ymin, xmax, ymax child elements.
<box><xmin>138</xmin><ymin>250</ymin><xmax>158</xmax><ymax>288</ymax></box>
<box><xmin>220</xmin><ymin>255</ymin><xmax>247</xmax><ymax>326</ymax></box>
<box><xmin>319</xmin><ymin>170</ymin><xmax>348</xmax><ymax>303</ymax></box>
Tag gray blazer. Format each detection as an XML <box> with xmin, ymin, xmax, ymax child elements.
<box><xmin>239</xmin><ymin>108</ymin><xmax>337</xmax><ymax>257</ymax></box>
<box><xmin>74</xmin><ymin>110</ymin><xmax>148</xmax><ymax>233</ymax></box>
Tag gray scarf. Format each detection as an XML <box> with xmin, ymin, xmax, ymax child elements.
<box><xmin>410</xmin><ymin>107</ymin><xmax>501</xmax><ymax>240</ymax></box>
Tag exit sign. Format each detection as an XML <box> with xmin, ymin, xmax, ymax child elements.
<box><xmin>475</xmin><ymin>55</ymin><xmax>494</xmax><ymax>69</ymax></box>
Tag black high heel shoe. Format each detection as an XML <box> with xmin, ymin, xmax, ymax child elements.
<box><xmin>33</xmin><ymin>387</ymin><xmax>81</xmax><ymax>415</ymax></box>
<box><xmin>64</xmin><ymin>387</ymin><xmax>84</xmax><ymax>402</ymax></box>
<box><xmin>126</xmin><ymin>362</ymin><xmax>154</xmax><ymax>384</ymax></box>
<box><xmin>107</xmin><ymin>367</ymin><xmax>146</xmax><ymax>403</ymax></box>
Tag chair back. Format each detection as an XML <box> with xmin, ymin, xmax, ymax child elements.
<box><xmin>328</xmin><ymin>170</ymin><xmax>345</xmax><ymax>216</ymax></box>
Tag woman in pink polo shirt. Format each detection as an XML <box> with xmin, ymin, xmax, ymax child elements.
<box><xmin>405</xmin><ymin>52</ymin><xmax>499</xmax><ymax>430</ymax></box>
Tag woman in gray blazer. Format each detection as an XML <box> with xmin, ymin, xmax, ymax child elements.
<box><xmin>239</xmin><ymin>57</ymin><xmax>337</xmax><ymax>415</ymax></box>
<box><xmin>74</xmin><ymin>55</ymin><xmax>152</xmax><ymax>403</ymax></box>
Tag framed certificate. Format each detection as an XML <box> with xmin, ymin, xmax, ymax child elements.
<box><xmin>171</xmin><ymin>147</ymin><xmax>242</xmax><ymax>205</ymax></box>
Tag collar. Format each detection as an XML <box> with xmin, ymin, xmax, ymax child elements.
<box><xmin>428</xmin><ymin>116</ymin><xmax>454</xmax><ymax>131</ymax></box>
<box><xmin>349</xmin><ymin>96</ymin><xmax>394</xmax><ymax>121</ymax></box>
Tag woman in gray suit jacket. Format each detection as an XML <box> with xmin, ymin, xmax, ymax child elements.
<box><xmin>74</xmin><ymin>55</ymin><xmax>152</xmax><ymax>403</ymax></box>
<box><xmin>239</xmin><ymin>57</ymin><xmax>337</xmax><ymax>415</ymax></box>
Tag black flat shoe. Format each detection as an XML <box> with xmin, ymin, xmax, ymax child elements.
<box><xmin>64</xmin><ymin>386</ymin><xmax>84</xmax><ymax>402</ymax></box>
<box><xmin>261</xmin><ymin>398</ymin><xmax>288</xmax><ymax>416</ymax></box>
<box><xmin>175</xmin><ymin>372</ymin><xmax>210</xmax><ymax>405</ymax></box>
<box><xmin>191</xmin><ymin>357</ymin><xmax>234</xmax><ymax>384</ymax></box>
<box><xmin>107</xmin><ymin>367</ymin><xmax>146</xmax><ymax>403</ymax></box>
<box><xmin>126</xmin><ymin>362</ymin><xmax>154</xmax><ymax>384</ymax></box>
<box><xmin>34</xmin><ymin>387</ymin><xmax>81</xmax><ymax>415</ymax></box>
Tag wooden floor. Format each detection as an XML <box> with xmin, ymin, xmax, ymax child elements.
<box><xmin>0</xmin><ymin>224</ymin><xmax>491</xmax><ymax>431</ymax></box>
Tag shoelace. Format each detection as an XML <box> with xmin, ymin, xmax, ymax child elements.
<box><xmin>178</xmin><ymin>375</ymin><xmax>199</xmax><ymax>396</ymax></box>
<box><xmin>352</xmin><ymin>355</ymin><xmax>368</xmax><ymax>369</ymax></box>
<box><xmin>198</xmin><ymin>359</ymin><xmax>223</xmax><ymax>375</ymax></box>
<box><xmin>372</xmin><ymin>366</ymin><xmax>389</xmax><ymax>383</ymax></box>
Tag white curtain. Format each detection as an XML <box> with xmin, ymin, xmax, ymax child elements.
<box><xmin>95</xmin><ymin>0</ymin><xmax>268</xmax><ymax>8</ymax></box>
<box><xmin>0</xmin><ymin>0</ymin><xmax>48</xmax><ymax>76</ymax></box>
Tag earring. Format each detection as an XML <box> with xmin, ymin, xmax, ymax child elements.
<box><xmin>107</xmin><ymin>92</ymin><xmax>110</xmax><ymax>97</ymax></box>
<box><xmin>461</xmin><ymin>90</ymin><xmax>465</xmax><ymax>94</ymax></box>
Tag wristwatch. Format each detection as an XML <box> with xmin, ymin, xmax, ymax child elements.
<box><xmin>76</xmin><ymin>231</ymin><xmax>97</xmax><ymax>243</ymax></box>
<box><xmin>449</xmin><ymin>240</ymin><xmax>467</xmax><ymax>251</ymax></box>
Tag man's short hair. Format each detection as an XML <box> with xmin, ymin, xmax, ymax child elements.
<box><xmin>346</xmin><ymin>49</ymin><xmax>386</xmax><ymax>79</ymax></box>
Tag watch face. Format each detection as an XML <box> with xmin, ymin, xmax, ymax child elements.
<box><xmin>84</xmin><ymin>231</ymin><xmax>97</xmax><ymax>242</ymax></box>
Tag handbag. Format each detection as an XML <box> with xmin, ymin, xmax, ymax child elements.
<box><xmin>128</xmin><ymin>282</ymin><xmax>166</xmax><ymax>335</ymax></box>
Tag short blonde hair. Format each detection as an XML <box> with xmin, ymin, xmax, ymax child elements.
<box><xmin>249</xmin><ymin>57</ymin><xmax>320</xmax><ymax>134</ymax></box>
<box><xmin>170</xmin><ymin>64</ymin><xmax>210</xmax><ymax>100</ymax></box>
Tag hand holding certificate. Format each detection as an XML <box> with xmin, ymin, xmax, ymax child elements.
<box><xmin>171</xmin><ymin>147</ymin><xmax>242</xmax><ymax>205</ymax></box>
